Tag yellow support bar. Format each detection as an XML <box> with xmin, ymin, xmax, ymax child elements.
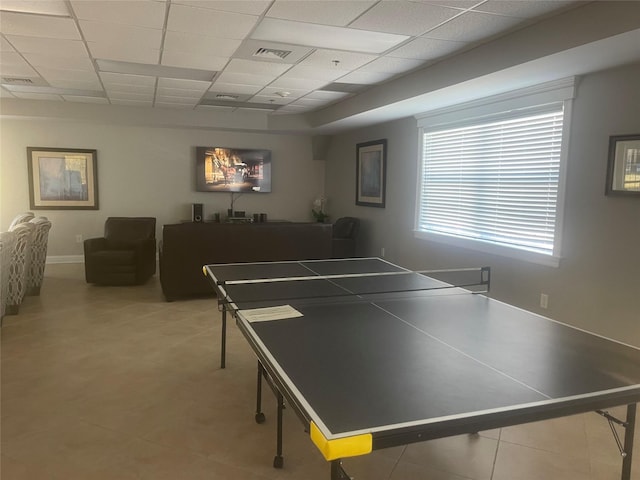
<box><xmin>202</xmin><ymin>266</ymin><xmax>208</xmax><ymax>276</ymax></box>
<box><xmin>310</xmin><ymin>422</ymin><xmax>372</xmax><ymax>461</ymax></box>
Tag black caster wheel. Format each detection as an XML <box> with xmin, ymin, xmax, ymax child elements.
<box><xmin>255</xmin><ymin>412</ymin><xmax>266</xmax><ymax>424</ymax></box>
<box><xmin>273</xmin><ymin>455</ymin><xmax>284</xmax><ymax>468</ymax></box>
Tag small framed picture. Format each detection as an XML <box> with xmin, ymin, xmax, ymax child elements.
<box><xmin>27</xmin><ymin>147</ymin><xmax>99</xmax><ymax>209</ymax></box>
<box><xmin>356</xmin><ymin>139</ymin><xmax>387</xmax><ymax>208</ymax></box>
<box><xmin>605</xmin><ymin>134</ymin><xmax>640</xmax><ymax>196</ymax></box>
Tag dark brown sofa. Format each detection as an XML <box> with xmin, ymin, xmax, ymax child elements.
<box><xmin>159</xmin><ymin>222</ymin><xmax>332</xmax><ymax>301</ymax></box>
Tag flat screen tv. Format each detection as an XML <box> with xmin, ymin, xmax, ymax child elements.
<box><xmin>196</xmin><ymin>146</ymin><xmax>271</xmax><ymax>193</ymax></box>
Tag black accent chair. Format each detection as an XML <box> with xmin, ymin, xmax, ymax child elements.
<box><xmin>84</xmin><ymin>217</ymin><xmax>156</xmax><ymax>285</ymax></box>
<box><xmin>331</xmin><ymin>217</ymin><xmax>360</xmax><ymax>258</ymax></box>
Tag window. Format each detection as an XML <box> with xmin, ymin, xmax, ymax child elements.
<box><xmin>415</xmin><ymin>79</ymin><xmax>575</xmax><ymax>266</ymax></box>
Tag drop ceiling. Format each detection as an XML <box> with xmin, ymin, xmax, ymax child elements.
<box><xmin>0</xmin><ymin>1</ymin><xmax>639</xmax><ymax>133</ymax></box>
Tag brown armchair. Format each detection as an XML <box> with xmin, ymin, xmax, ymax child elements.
<box><xmin>84</xmin><ymin>217</ymin><xmax>156</xmax><ymax>285</ymax></box>
<box><xmin>331</xmin><ymin>216</ymin><xmax>360</xmax><ymax>258</ymax></box>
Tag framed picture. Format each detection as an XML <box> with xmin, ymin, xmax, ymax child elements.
<box><xmin>605</xmin><ymin>134</ymin><xmax>640</xmax><ymax>196</ymax></box>
<box><xmin>356</xmin><ymin>139</ymin><xmax>387</xmax><ymax>208</ymax></box>
<box><xmin>27</xmin><ymin>147</ymin><xmax>99</xmax><ymax>209</ymax></box>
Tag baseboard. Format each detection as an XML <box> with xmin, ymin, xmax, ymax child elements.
<box><xmin>47</xmin><ymin>255</ymin><xmax>84</xmax><ymax>264</ymax></box>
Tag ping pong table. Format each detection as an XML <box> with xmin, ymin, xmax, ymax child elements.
<box><xmin>203</xmin><ymin>257</ymin><xmax>640</xmax><ymax>480</ymax></box>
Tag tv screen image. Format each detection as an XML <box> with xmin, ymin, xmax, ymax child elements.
<box><xmin>196</xmin><ymin>147</ymin><xmax>271</xmax><ymax>193</ymax></box>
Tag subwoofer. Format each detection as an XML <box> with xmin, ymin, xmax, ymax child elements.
<box><xmin>192</xmin><ymin>203</ymin><xmax>203</xmax><ymax>223</ymax></box>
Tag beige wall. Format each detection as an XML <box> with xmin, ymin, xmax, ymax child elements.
<box><xmin>0</xmin><ymin>120</ymin><xmax>324</xmax><ymax>258</ymax></box>
<box><xmin>324</xmin><ymin>62</ymin><xmax>640</xmax><ymax>347</ymax></box>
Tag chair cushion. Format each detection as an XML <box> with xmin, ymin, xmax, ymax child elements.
<box><xmin>91</xmin><ymin>250</ymin><xmax>136</xmax><ymax>266</ymax></box>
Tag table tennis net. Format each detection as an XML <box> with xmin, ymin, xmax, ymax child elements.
<box><xmin>218</xmin><ymin>267</ymin><xmax>490</xmax><ymax>310</ymax></box>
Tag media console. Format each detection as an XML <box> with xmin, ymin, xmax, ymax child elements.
<box><xmin>159</xmin><ymin>221</ymin><xmax>332</xmax><ymax>301</ymax></box>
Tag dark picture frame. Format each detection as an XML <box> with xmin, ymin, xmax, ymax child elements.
<box><xmin>27</xmin><ymin>147</ymin><xmax>99</xmax><ymax>209</ymax></box>
<box><xmin>356</xmin><ymin>139</ymin><xmax>387</xmax><ymax>208</ymax></box>
<box><xmin>605</xmin><ymin>134</ymin><xmax>640</xmax><ymax>196</ymax></box>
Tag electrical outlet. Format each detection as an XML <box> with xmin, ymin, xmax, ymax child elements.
<box><xmin>540</xmin><ymin>293</ymin><xmax>549</xmax><ymax>309</ymax></box>
<box><xmin>75</xmin><ymin>234</ymin><xmax>83</xmax><ymax>243</ymax></box>
<box><xmin>381</xmin><ymin>247</ymin><xmax>385</xmax><ymax>258</ymax></box>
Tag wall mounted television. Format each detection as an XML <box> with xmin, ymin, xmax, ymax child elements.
<box><xmin>196</xmin><ymin>146</ymin><xmax>271</xmax><ymax>193</ymax></box>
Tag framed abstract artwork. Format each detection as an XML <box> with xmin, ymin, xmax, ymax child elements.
<box><xmin>356</xmin><ymin>139</ymin><xmax>387</xmax><ymax>208</ymax></box>
<box><xmin>27</xmin><ymin>147</ymin><xmax>99</xmax><ymax>209</ymax></box>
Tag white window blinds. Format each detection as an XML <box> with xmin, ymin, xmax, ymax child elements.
<box><xmin>417</xmin><ymin>105</ymin><xmax>565</xmax><ymax>256</ymax></box>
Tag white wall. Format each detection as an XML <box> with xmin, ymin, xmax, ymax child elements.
<box><xmin>325</xmin><ymin>62</ymin><xmax>640</xmax><ymax>347</ymax></box>
<box><xmin>0</xmin><ymin>119</ymin><xmax>324</xmax><ymax>257</ymax></box>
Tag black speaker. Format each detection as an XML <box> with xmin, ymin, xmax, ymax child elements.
<box><xmin>192</xmin><ymin>203</ymin><xmax>203</xmax><ymax>223</ymax></box>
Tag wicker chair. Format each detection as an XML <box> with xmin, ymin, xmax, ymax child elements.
<box><xmin>0</xmin><ymin>230</ymin><xmax>16</xmax><ymax>321</ymax></box>
<box><xmin>8</xmin><ymin>212</ymin><xmax>35</xmax><ymax>230</ymax></box>
<box><xmin>6</xmin><ymin>222</ymin><xmax>35</xmax><ymax>315</ymax></box>
<box><xmin>27</xmin><ymin>217</ymin><xmax>52</xmax><ymax>296</ymax></box>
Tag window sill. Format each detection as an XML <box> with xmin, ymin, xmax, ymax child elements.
<box><xmin>414</xmin><ymin>230</ymin><xmax>561</xmax><ymax>268</ymax></box>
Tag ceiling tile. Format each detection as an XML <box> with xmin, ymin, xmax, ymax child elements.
<box><xmin>12</xmin><ymin>92</ymin><xmax>63</xmax><ymax>100</ymax></box>
<box><xmin>35</xmin><ymin>67</ymin><xmax>100</xmax><ymax>83</ymax></box>
<box><xmin>358</xmin><ymin>56</ymin><xmax>425</xmax><ymax>74</ymax></box>
<box><xmin>265</xmin><ymin>1</ymin><xmax>375</xmax><ymax>27</ymax></box>
<box><xmin>0</xmin><ymin>62</ymin><xmax>40</xmax><ymax>77</ymax></box>
<box><xmin>282</xmin><ymin>65</ymin><xmax>347</xmax><ymax>82</ymax></box>
<box><xmin>108</xmin><ymin>90</ymin><xmax>154</xmax><ymax>101</ymax></box>
<box><xmin>299</xmin><ymin>49</ymin><xmax>378</xmax><ymax>70</ymax></box>
<box><xmin>417</xmin><ymin>0</ymin><xmax>480</xmax><ymax>9</ymax></box>
<box><xmin>0</xmin><ymin>0</ymin><xmax>70</xmax><ymax>16</ymax></box>
<box><xmin>111</xmin><ymin>98</ymin><xmax>153</xmax><ymax>107</ymax></box>
<box><xmin>88</xmin><ymin>43</ymin><xmax>160</xmax><ymax>64</ymax></box>
<box><xmin>100</xmin><ymin>72</ymin><xmax>156</xmax><ymax>87</ymax></box>
<box><xmin>163</xmin><ymin>31</ymin><xmax>241</xmax><ymax>58</ymax></box>
<box><xmin>224</xmin><ymin>58</ymin><xmax>291</xmax><ymax>76</ymax></box>
<box><xmin>215</xmin><ymin>71</ymin><xmax>276</xmax><ymax>86</ymax></box>
<box><xmin>1</xmin><ymin>37</ymin><xmax>15</xmax><ymax>51</ymax></box>
<box><xmin>0</xmin><ymin>51</ymin><xmax>31</xmax><ymax>67</ymax></box>
<box><xmin>155</xmin><ymin>95</ymin><xmax>198</xmax><ymax>104</ymax></box>
<box><xmin>167</xmin><ymin>4</ymin><xmax>258</xmax><ymax>39</ymax></box>
<box><xmin>5</xmin><ymin>35</ymin><xmax>88</xmax><ymax>56</ymax></box>
<box><xmin>269</xmin><ymin>76</ymin><xmax>329</xmax><ymax>91</ymax></box>
<box><xmin>79</xmin><ymin>20</ymin><xmax>162</xmax><ymax>49</ymax></box>
<box><xmin>424</xmin><ymin>11</ymin><xmax>524</xmax><ymax>42</ymax></box>
<box><xmin>24</xmin><ymin>53</ymin><xmax>94</xmax><ymax>70</ymax></box>
<box><xmin>350</xmin><ymin>1</ymin><xmax>460</xmax><ymax>36</ymax></box>
<box><xmin>161</xmin><ymin>51</ymin><xmax>228</xmax><ymax>71</ymax></box>
<box><xmin>70</xmin><ymin>0</ymin><xmax>166</xmax><ymax>28</ymax></box>
<box><xmin>473</xmin><ymin>1</ymin><xmax>577</xmax><ymax>18</ymax></box>
<box><xmin>251</xmin><ymin>18</ymin><xmax>409</xmax><ymax>54</ymax></box>
<box><xmin>105</xmin><ymin>83</ymin><xmax>155</xmax><ymax>95</ymax></box>
<box><xmin>173</xmin><ymin>0</ymin><xmax>271</xmax><ymax>16</ymax></box>
<box><xmin>157</xmin><ymin>87</ymin><xmax>204</xmax><ymax>98</ymax></box>
<box><xmin>156</xmin><ymin>102</ymin><xmax>196</xmax><ymax>109</ymax></box>
<box><xmin>62</xmin><ymin>95</ymin><xmax>110</xmax><ymax>104</ymax></box>
<box><xmin>248</xmin><ymin>95</ymin><xmax>292</xmax><ymax>105</ymax></box>
<box><xmin>208</xmin><ymin>82</ymin><xmax>263</xmax><ymax>95</ymax></box>
<box><xmin>47</xmin><ymin>79</ymin><xmax>103</xmax><ymax>90</ymax></box>
<box><xmin>258</xmin><ymin>86</ymin><xmax>309</xmax><ymax>99</ymax></box>
<box><xmin>157</xmin><ymin>78</ymin><xmax>210</xmax><ymax>91</ymax></box>
<box><xmin>304</xmin><ymin>90</ymin><xmax>350</xmax><ymax>100</ymax></box>
<box><xmin>0</xmin><ymin>11</ymin><xmax>80</xmax><ymax>39</ymax></box>
<box><xmin>336</xmin><ymin>70</ymin><xmax>395</xmax><ymax>84</ymax></box>
<box><xmin>386</xmin><ymin>37</ymin><xmax>465</xmax><ymax>60</ymax></box>
<box><xmin>289</xmin><ymin>97</ymin><xmax>326</xmax><ymax>106</ymax></box>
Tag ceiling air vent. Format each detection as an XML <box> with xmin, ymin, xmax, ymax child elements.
<box><xmin>215</xmin><ymin>94</ymin><xmax>240</xmax><ymax>100</ymax></box>
<box><xmin>2</xmin><ymin>77</ymin><xmax>34</xmax><ymax>85</ymax></box>
<box><xmin>253</xmin><ymin>47</ymin><xmax>292</xmax><ymax>61</ymax></box>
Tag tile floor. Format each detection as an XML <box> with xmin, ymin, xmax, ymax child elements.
<box><xmin>1</xmin><ymin>263</ymin><xmax>638</xmax><ymax>480</ymax></box>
